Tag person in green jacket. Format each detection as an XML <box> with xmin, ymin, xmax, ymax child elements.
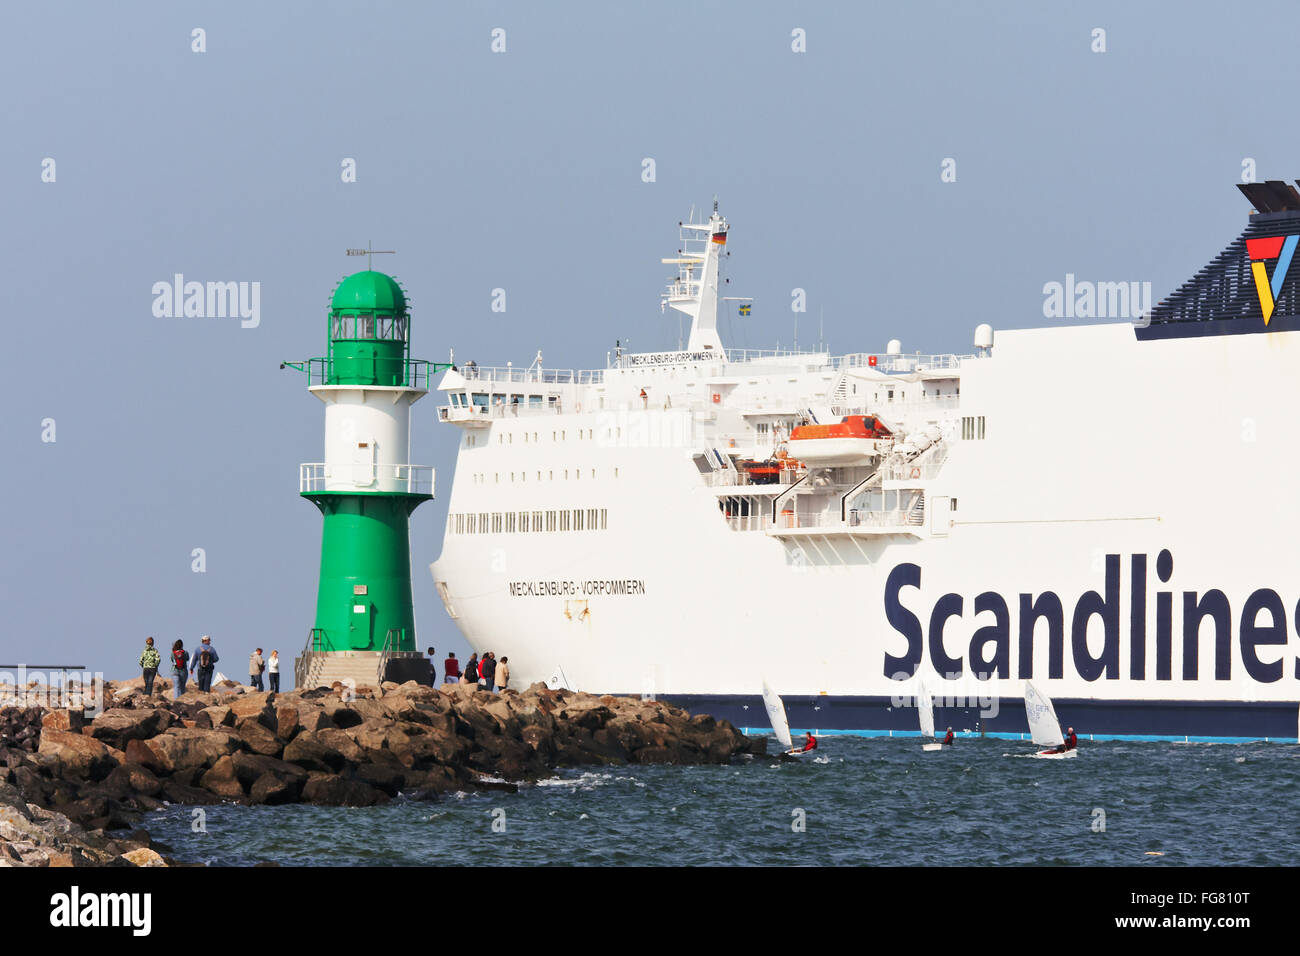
<box><xmin>138</xmin><ymin>637</ymin><xmax>161</xmax><ymax>696</ymax></box>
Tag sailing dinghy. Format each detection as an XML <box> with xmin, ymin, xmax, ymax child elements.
<box><xmin>917</xmin><ymin>679</ymin><xmax>944</xmax><ymax>751</ymax></box>
<box><xmin>1025</xmin><ymin>680</ymin><xmax>1076</xmax><ymax>758</ymax></box>
<box><xmin>762</xmin><ymin>681</ymin><xmax>811</xmax><ymax>756</ymax></box>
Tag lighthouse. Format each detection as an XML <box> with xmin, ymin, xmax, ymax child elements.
<box><xmin>285</xmin><ymin>265</ymin><xmax>444</xmax><ymax>690</ymax></box>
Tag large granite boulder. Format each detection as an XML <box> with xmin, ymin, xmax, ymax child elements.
<box><xmin>37</xmin><ymin>730</ymin><xmax>117</xmax><ymax>780</ymax></box>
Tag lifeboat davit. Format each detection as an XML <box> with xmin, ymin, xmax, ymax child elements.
<box><xmin>788</xmin><ymin>415</ymin><xmax>893</xmax><ymax>465</ymax></box>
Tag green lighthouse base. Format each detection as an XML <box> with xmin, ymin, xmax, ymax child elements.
<box><xmin>304</xmin><ymin>491</ymin><xmax>429</xmax><ymax>653</ymax></box>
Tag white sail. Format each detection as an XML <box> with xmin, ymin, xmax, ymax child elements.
<box><xmin>761</xmin><ymin>680</ymin><xmax>794</xmax><ymax>752</ymax></box>
<box><xmin>917</xmin><ymin>678</ymin><xmax>935</xmax><ymax>738</ymax></box>
<box><xmin>1024</xmin><ymin>681</ymin><xmax>1064</xmax><ymax>748</ymax></box>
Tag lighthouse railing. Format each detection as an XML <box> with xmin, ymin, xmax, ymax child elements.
<box><xmin>286</xmin><ymin>357</ymin><xmax>440</xmax><ymax>389</ymax></box>
<box><xmin>300</xmin><ymin>462</ymin><xmax>434</xmax><ymax>496</ymax></box>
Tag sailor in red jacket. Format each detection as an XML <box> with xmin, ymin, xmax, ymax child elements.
<box><xmin>800</xmin><ymin>733</ymin><xmax>818</xmax><ymax>752</ymax></box>
<box><xmin>1063</xmin><ymin>727</ymin><xmax>1077</xmax><ymax>750</ymax></box>
<box><xmin>942</xmin><ymin>727</ymin><xmax>954</xmax><ymax>746</ymax></box>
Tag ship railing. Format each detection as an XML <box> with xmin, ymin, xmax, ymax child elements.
<box><xmin>835</xmin><ymin>352</ymin><xmax>974</xmax><ymax>373</ymax></box>
<box><xmin>439</xmin><ymin>401</ymin><xmax>573</xmax><ymax>422</ymax></box>
<box><xmin>726</xmin><ymin>514</ymin><xmax>773</xmax><ymax>532</ymax></box>
<box><xmin>776</xmin><ymin>508</ymin><xmax>921</xmax><ymax>531</ymax></box>
<box><xmin>830</xmin><ymin>396</ymin><xmax>961</xmax><ymax>419</ymax></box>
<box><xmin>457</xmin><ymin>365</ymin><xmax>604</xmax><ymax>386</ymax></box>
<box><xmin>879</xmin><ymin>443</ymin><xmax>949</xmax><ymax>482</ymax></box>
<box><xmin>702</xmin><ymin>469</ymin><xmax>797</xmax><ymax>489</ymax></box>
<box><xmin>299</xmin><ymin>462</ymin><xmax>434</xmax><ymax>495</ymax></box>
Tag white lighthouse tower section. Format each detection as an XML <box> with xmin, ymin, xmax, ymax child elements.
<box><xmin>309</xmin><ymin>384</ymin><xmax>428</xmax><ymax>493</ymax></box>
<box><xmin>664</xmin><ymin>208</ymin><xmax>729</xmax><ymax>354</ymax></box>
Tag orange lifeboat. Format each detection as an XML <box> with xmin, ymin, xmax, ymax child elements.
<box><xmin>788</xmin><ymin>415</ymin><xmax>893</xmax><ymax>465</ymax></box>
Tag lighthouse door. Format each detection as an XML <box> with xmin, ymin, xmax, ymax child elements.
<box><xmin>348</xmin><ymin>597</ymin><xmax>373</xmax><ymax>649</ymax></box>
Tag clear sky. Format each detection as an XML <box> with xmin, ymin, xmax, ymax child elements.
<box><xmin>3</xmin><ymin>1</ymin><xmax>1297</xmax><ymax>678</ymax></box>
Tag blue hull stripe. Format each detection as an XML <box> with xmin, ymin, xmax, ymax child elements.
<box><xmin>663</xmin><ymin>693</ymin><xmax>1300</xmax><ymax>744</ymax></box>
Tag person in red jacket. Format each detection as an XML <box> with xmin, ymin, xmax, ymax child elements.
<box><xmin>1044</xmin><ymin>726</ymin><xmax>1078</xmax><ymax>754</ymax></box>
<box><xmin>942</xmin><ymin>727</ymin><xmax>955</xmax><ymax>746</ymax></box>
<box><xmin>443</xmin><ymin>651</ymin><xmax>461</xmax><ymax>685</ymax></box>
<box><xmin>800</xmin><ymin>733</ymin><xmax>818</xmax><ymax>753</ymax></box>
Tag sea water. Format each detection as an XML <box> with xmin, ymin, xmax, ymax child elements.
<box><xmin>141</xmin><ymin>737</ymin><xmax>1300</xmax><ymax>866</ymax></box>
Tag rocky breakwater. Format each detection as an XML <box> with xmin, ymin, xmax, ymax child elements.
<box><xmin>1</xmin><ymin>680</ymin><xmax>762</xmax><ymax>863</ymax></box>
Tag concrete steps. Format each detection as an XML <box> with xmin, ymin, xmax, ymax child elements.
<box><xmin>293</xmin><ymin>651</ymin><xmax>430</xmax><ymax>690</ymax></box>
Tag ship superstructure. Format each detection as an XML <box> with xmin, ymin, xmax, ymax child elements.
<box><xmin>430</xmin><ymin>188</ymin><xmax>1300</xmax><ymax>742</ymax></box>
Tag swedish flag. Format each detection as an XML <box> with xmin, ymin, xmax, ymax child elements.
<box><xmin>738</xmin><ymin>303</ymin><xmax>752</xmax><ymax>316</ymax></box>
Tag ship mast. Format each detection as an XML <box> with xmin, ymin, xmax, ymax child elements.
<box><xmin>662</xmin><ymin>199</ymin><xmax>729</xmax><ymax>352</ymax></box>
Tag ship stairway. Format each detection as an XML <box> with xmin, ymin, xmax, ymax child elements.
<box><xmin>906</xmin><ymin>490</ymin><xmax>926</xmax><ymax>526</ymax></box>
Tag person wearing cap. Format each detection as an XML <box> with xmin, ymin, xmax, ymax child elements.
<box><xmin>190</xmin><ymin>635</ymin><xmax>220</xmax><ymax>692</ymax></box>
<box><xmin>942</xmin><ymin>726</ymin><xmax>954</xmax><ymax>746</ymax></box>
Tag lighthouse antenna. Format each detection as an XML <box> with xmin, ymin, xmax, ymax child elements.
<box><xmin>345</xmin><ymin>240</ymin><xmax>397</xmax><ymax>270</ymax></box>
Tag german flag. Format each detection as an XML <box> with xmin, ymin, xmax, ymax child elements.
<box><xmin>738</xmin><ymin>303</ymin><xmax>752</xmax><ymax>316</ymax></box>
<box><xmin>711</xmin><ymin>232</ymin><xmax>727</xmax><ymax>245</ymax></box>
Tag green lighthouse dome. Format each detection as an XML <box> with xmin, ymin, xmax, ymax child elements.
<box><xmin>326</xmin><ymin>270</ymin><xmax>411</xmax><ymax>387</ymax></box>
<box><xmin>331</xmin><ymin>270</ymin><xmax>407</xmax><ymax>315</ymax></box>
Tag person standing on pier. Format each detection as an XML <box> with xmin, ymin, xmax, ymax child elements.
<box><xmin>191</xmin><ymin>635</ymin><xmax>219</xmax><ymax>692</ymax></box>
<box><xmin>267</xmin><ymin>650</ymin><xmax>280</xmax><ymax>693</ymax></box>
<box><xmin>249</xmin><ymin>648</ymin><xmax>265</xmax><ymax>691</ymax></box>
<box><xmin>171</xmin><ymin>640</ymin><xmax>189</xmax><ymax>699</ymax></box>
<box><xmin>443</xmin><ymin>651</ymin><xmax>461</xmax><ymax>685</ymax></box>
<box><xmin>138</xmin><ymin>637</ymin><xmax>160</xmax><ymax>697</ymax></box>
<box><xmin>464</xmin><ymin>652</ymin><xmax>478</xmax><ymax>685</ymax></box>
<box><xmin>481</xmin><ymin>652</ymin><xmax>497</xmax><ymax>691</ymax></box>
<box><xmin>495</xmin><ymin>656</ymin><xmax>510</xmax><ymax>693</ymax></box>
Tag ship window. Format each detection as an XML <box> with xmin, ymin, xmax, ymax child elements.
<box><xmin>591</xmin><ymin>469</ymin><xmax>596</xmax><ymax>479</ymax></box>
<box><xmin>574</xmin><ymin>509</ymin><xmax>584</xmax><ymax>531</ymax></box>
<box><xmin>534</xmin><ymin>511</ymin><xmax>543</xmax><ymax>531</ymax></box>
<box><xmin>549</xmin><ymin>470</ymin><xmax>553</xmax><ymax>480</ymax></box>
<box><xmin>951</xmin><ymin>499</ymin><xmax>958</xmax><ymax>511</ymax></box>
<box><xmin>587</xmin><ymin>508</ymin><xmax>598</xmax><ymax>529</ymax></box>
<box><xmin>560</xmin><ymin>510</ymin><xmax>570</xmax><ymax>531</ymax></box>
<box><xmin>519</xmin><ymin>512</ymin><xmax>529</xmax><ymax>533</ymax></box>
<box><xmin>494</xmin><ymin>473</ymin><xmax>499</xmax><ymax>483</ymax></box>
<box><xmin>455</xmin><ymin>514</ymin><xmax>464</xmax><ymax>534</ymax></box>
<box><xmin>547</xmin><ymin>510</ymin><xmax>556</xmax><ymax>532</ymax></box>
<box><xmin>614</xmin><ymin>468</ymin><xmax>619</xmax><ymax>478</ymax></box>
<box><xmin>472</xmin><ymin>393</ymin><xmax>489</xmax><ymax>408</ymax></box>
<box><xmin>529</xmin><ymin>395</ymin><xmax>543</xmax><ymax>406</ymax></box>
<box><xmin>601</xmin><ymin>508</ymin><xmax>607</xmax><ymax>530</ymax></box>
<box><xmin>467</xmin><ymin>514</ymin><xmax>476</xmax><ymax>534</ymax></box>
<box><xmin>978</xmin><ymin>416</ymin><xmax>986</xmax><ymax>439</ymax></box>
<box><xmin>506</xmin><ymin>512</ymin><xmax>515</xmax><ymax>533</ymax></box>
<box><xmin>480</xmin><ymin>512</ymin><xmax>489</xmax><ymax>531</ymax></box>
<box><xmin>887</xmin><ymin>390</ymin><xmax>894</xmax><ymax>401</ymax></box>
<box><xmin>492</xmin><ymin>513</ymin><xmax>502</xmax><ymax>533</ymax></box>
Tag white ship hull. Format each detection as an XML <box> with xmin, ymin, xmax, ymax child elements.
<box><xmin>429</xmin><ymin>197</ymin><xmax>1300</xmax><ymax>742</ymax></box>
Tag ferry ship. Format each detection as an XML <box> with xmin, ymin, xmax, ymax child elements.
<box><xmin>430</xmin><ymin>186</ymin><xmax>1300</xmax><ymax>742</ymax></box>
